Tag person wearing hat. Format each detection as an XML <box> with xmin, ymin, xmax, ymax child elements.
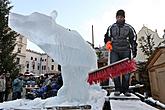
<box><xmin>104</xmin><ymin>9</ymin><xmax>138</xmax><ymax>96</ymax></box>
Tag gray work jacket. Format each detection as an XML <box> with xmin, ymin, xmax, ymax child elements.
<box><xmin>104</xmin><ymin>23</ymin><xmax>137</xmax><ymax>52</ymax></box>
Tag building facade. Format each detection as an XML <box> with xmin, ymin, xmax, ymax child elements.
<box><xmin>13</xmin><ymin>34</ymin><xmax>27</xmax><ymax>73</ymax></box>
<box><xmin>13</xmin><ymin>34</ymin><xmax>60</xmax><ymax>76</ymax></box>
<box><xmin>25</xmin><ymin>49</ymin><xmax>59</xmax><ymax>76</ymax></box>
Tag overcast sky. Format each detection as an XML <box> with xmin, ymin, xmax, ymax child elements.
<box><xmin>11</xmin><ymin>0</ymin><xmax>165</xmax><ymax>53</ymax></box>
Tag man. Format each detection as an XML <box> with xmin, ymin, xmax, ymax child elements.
<box><xmin>104</xmin><ymin>9</ymin><xmax>137</xmax><ymax>96</ymax></box>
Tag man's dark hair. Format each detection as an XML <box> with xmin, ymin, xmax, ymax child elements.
<box><xmin>116</xmin><ymin>9</ymin><xmax>125</xmax><ymax>18</ymax></box>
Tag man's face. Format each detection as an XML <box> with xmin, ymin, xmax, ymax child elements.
<box><xmin>116</xmin><ymin>15</ymin><xmax>125</xmax><ymax>22</ymax></box>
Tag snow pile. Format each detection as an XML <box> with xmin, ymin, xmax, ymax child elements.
<box><xmin>0</xmin><ymin>85</ymin><xmax>106</xmax><ymax>110</ymax></box>
<box><xmin>4</xmin><ymin>10</ymin><xmax>107</xmax><ymax>110</ymax></box>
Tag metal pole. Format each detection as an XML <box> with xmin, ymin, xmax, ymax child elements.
<box><xmin>92</xmin><ymin>25</ymin><xmax>94</xmax><ymax>48</ymax></box>
<box><xmin>108</xmin><ymin>51</ymin><xmax>114</xmax><ymax>86</ymax></box>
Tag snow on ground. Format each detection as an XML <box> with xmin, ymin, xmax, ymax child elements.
<box><xmin>0</xmin><ymin>87</ymin><xmax>106</xmax><ymax>110</ymax></box>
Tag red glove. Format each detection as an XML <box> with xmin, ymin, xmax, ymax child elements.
<box><xmin>106</xmin><ymin>41</ymin><xmax>112</xmax><ymax>51</ymax></box>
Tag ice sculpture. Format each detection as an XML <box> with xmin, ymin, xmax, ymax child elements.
<box><xmin>9</xmin><ymin>10</ymin><xmax>102</xmax><ymax>103</ymax></box>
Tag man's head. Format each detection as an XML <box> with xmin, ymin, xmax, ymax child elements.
<box><xmin>116</xmin><ymin>9</ymin><xmax>125</xmax><ymax>18</ymax></box>
<box><xmin>116</xmin><ymin>9</ymin><xmax>125</xmax><ymax>25</ymax></box>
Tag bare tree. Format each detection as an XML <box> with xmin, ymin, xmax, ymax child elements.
<box><xmin>138</xmin><ymin>30</ymin><xmax>155</xmax><ymax>60</ymax></box>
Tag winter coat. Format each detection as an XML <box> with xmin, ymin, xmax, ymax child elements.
<box><xmin>12</xmin><ymin>78</ymin><xmax>24</xmax><ymax>93</ymax></box>
<box><xmin>104</xmin><ymin>23</ymin><xmax>137</xmax><ymax>52</ymax></box>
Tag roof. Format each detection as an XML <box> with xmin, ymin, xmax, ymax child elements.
<box><xmin>147</xmin><ymin>46</ymin><xmax>165</xmax><ymax>69</ymax></box>
<box><xmin>26</xmin><ymin>49</ymin><xmax>44</xmax><ymax>55</ymax></box>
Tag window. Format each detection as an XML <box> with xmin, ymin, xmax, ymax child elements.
<box><xmin>16</xmin><ymin>58</ymin><xmax>20</xmax><ymax>64</ymax></box>
<box><xmin>52</xmin><ymin>59</ymin><xmax>54</xmax><ymax>62</ymax></box>
<box><xmin>58</xmin><ymin>65</ymin><xmax>61</xmax><ymax>71</ymax></box>
<box><xmin>17</xmin><ymin>48</ymin><xmax>21</xmax><ymax>53</ymax></box>
<box><xmin>45</xmin><ymin>59</ymin><xmax>46</xmax><ymax>61</ymax></box>
<box><xmin>31</xmin><ymin>57</ymin><xmax>33</xmax><ymax>60</ymax></box>
<box><xmin>42</xmin><ymin>66</ymin><xmax>44</xmax><ymax>70</ymax></box>
<box><xmin>38</xmin><ymin>63</ymin><xmax>40</xmax><ymax>70</ymax></box>
<box><xmin>27</xmin><ymin>64</ymin><xmax>29</xmax><ymax>68</ymax></box>
<box><xmin>44</xmin><ymin>65</ymin><xmax>46</xmax><ymax>70</ymax></box>
<box><xmin>32</xmin><ymin>61</ymin><xmax>35</xmax><ymax>69</ymax></box>
<box><xmin>32</xmin><ymin>64</ymin><xmax>35</xmax><ymax>69</ymax></box>
<box><xmin>51</xmin><ymin>65</ymin><xmax>54</xmax><ymax>70</ymax></box>
<box><xmin>35</xmin><ymin>58</ymin><xmax>37</xmax><ymax>61</ymax></box>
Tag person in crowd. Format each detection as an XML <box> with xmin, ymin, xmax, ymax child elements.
<box><xmin>4</xmin><ymin>73</ymin><xmax>12</xmax><ymax>101</ymax></box>
<box><xmin>38</xmin><ymin>75</ymin><xmax>45</xmax><ymax>87</ymax></box>
<box><xmin>12</xmin><ymin>74</ymin><xmax>24</xmax><ymax>100</ymax></box>
<box><xmin>56</xmin><ymin>73</ymin><xmax>63</xmax><ymax>88</ymax></box>
<box><xmin>26</xmin><ymin>75</ymin><xmax>36</xmax><ymax>87</ymax></box>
